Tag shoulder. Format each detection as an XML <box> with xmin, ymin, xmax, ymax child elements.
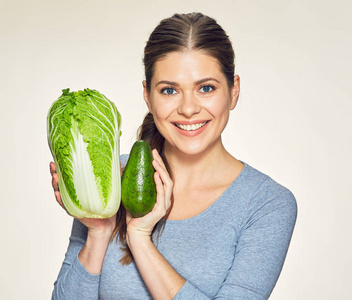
<box><xmin>120</xmin><ymin>154</ymin><xmax>129</xmax><ymax>168</ymax></box>
<box><xmin>229</xmin><ymin>162</ymin><xmax>297</xmax><ymax>223</ymax></box>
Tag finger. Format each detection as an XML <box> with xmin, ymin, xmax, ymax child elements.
<box><xmin>50</xmin><ymin>161</ymin><xmax>56</xmax><ymax>175</ymax></box>
<box><xmin>52</xmin><ymin>173</ymin><xmax>60</xmax><ymax>191</ymax></box>
<box><xmin>152</xmin><ymin>160</ymin><xmax>173</xmax><ymax>208</ymax></box>
<box><xmin>153</xmin><ymin>171</ymin><xmax>171</xmax><ymax>215</ymax></box>
<box><xmin>152</xmin><ymin>149</ymin><xmax>167</xmax><ymax>169</ymax></box>
<box><xmin>155</xmin><ymin>171</ymin><xmax>171</xmax><ymax>210</ymax></box>
<box><xmin>54</xmin><ymin>191</ymin><xmax>64</xmax><ymax>209</ymax></box>
<box><xmin>154</xmin><ymin>171</ymin><xmax>164</xmax><ymax>196</ymax></box>
<box><xmin>152</xmin><ymin>151</ymin><xmax>172</xmax><ymax>189</ymax></box>
<box><xmin>152</xmin><ymin>159</ymin><xmax>173</xmax><ymax>188</ymax></box>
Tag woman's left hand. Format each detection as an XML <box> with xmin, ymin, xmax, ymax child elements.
<box><xmin>126</xmin><ymin>149</ymin><xmax>173</xmax><ymax>242</ymax></box>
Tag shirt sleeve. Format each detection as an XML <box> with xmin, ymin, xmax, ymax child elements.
<box><xmin>174</xmin><ymin>187</ymin><xmax>297</xmax><ymax>300</ymax></box>
<box><xmin>51</xmin><ymin>219</ymin><xmax>101</xmax><ymax>300</ymax></box>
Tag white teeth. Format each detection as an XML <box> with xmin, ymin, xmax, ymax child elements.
<box><xmin>176</xmin><ymin>121</ymin><xmax>207</xmax><ymax>131</ymax></box>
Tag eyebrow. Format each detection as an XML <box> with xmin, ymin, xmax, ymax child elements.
<box><xmin>155</xmin><ymin>77</ymin><xmax>220</xmax><ymax>87</ymax></box>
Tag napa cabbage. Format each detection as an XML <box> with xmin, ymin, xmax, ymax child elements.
<box><xmin>47</xmin><ymin>88</ymin><xmax>121</xmax><ymax>218</ymax></box>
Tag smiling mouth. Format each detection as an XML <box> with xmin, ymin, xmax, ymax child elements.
<box><xmin>173</xmin><ymin>121</ymin><xmax>209</xmax><ymax>131</ymax></box>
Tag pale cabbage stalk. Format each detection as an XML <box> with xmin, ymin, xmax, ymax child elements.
<box><xmin>47</xmin><ymin>88</ymin><xmax>121</xmax><ymax>218</ymax></box>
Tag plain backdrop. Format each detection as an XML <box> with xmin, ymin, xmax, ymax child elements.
<box><xmin>1</xmin><ymin>0</ymin><xmax>351</xmax><ymax>299</ymax></box>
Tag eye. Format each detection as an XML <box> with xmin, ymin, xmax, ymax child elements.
<box><xmin>199</xmin><ymin>85</ymin><xmax>215</xmax><ymax>93</ymax></box>
<box><xmin>161</xmin><ymin>87</ymin><xmax>177</xmax><ymax>95</ymax></box>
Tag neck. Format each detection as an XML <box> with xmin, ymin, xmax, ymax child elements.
<box><xmin>162</xmin><ymin>138</ymin><xmax>235</xmax><ymax>189</ymax></box>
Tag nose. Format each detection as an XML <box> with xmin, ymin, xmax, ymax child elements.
<box><xmin>177</xmin><ymin>91</ymin><xmax>201</xmax><ymax>118</ymax></box>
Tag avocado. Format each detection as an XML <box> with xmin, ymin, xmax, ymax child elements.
<box><xmin>121</xmin><ymin>140</ymin><xmax>157</xmax><ymax>217</ymax></box>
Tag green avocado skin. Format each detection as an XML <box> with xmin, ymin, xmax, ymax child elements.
<box><xmin>121</xmin><ymin>141</ymin><xmax>157</xmax><ymax>217</ymax></box>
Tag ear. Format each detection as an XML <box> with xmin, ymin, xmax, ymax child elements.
<box><xmin>142</xmin><ymin>80</ymin><xmax>153</xmax><ymax>113</ymax></box>
<box><xmin>230</xmin><ymin>75</ymin><xmax>240</xmax><ymax>110</ymax></box>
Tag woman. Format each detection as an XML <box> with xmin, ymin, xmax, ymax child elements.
<box><xmin>50</xmin><ymin>12</ymin><xmax>297</xmax><ymax>300</ymax></box>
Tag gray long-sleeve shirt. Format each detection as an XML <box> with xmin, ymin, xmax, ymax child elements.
<box><xmin>52</xmin><ymin>155</ymin><xmax>297</xmax><ymax>299</ymax></box>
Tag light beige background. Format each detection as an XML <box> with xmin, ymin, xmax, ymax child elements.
<box><xmin>1</xmin><ymin>0</ymin><xmax>351</xmax><ymax>299</ymax></box>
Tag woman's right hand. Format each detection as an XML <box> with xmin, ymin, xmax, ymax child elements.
<box><xmin>49</xmin><ymin>162</ymin><xmax>116</xmax><ymax>236</ymax></box>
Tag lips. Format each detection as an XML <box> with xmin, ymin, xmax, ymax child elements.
<box><xmin>174</xmin><ymin>121</ymin><xmax>209</xmax><ymax>131</ymax></box>
<box><xmin>172</xmin><ymin>120</ymin><xmax>210</xmax><ymax>136</ymax></box>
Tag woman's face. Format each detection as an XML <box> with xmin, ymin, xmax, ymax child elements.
<box><xmin>143</xmin><ymin>50</ymin><xmax>240</xmax><ymax>156</ymax></box>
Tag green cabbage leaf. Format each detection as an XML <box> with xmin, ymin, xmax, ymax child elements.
<box><xmin>47</xmin><ymin>88</ymin><xmax>121</xmax><ymax>218</ymax></box>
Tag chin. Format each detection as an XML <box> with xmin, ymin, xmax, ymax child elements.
<box><xmin>175</xmin><ymin>142</ymin><xmax>213</xmax><ymax>157</ymax></box>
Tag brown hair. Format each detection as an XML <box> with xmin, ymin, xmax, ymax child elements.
<box><xmin>144</xmin><ymin>12</ymin><xmax>235</xmax><ymax>91</ymax></box>
<box><xmin>113</xmin><ymin>12</ymin><xmax>235</xmax><ymax>265</ymax></box>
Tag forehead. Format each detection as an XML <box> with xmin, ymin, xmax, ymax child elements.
<box><xmin>152</xmin><ymin>51</ymin><xmax>224</xmax><ymax>83</ymax></box>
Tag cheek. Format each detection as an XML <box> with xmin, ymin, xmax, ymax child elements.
<box><xmin>151</xmin><ymin>98</ymin><xmax>175</xmax><ymax>120</ymax></box>
<box><xmin>206</xmin><ymin>96</ymin><xmax>231</xmax><ymax>118</ymax></box>
<box><xmin>152</xmin><ymin>107</ymin><xmax>167</xmax><ymax>123</ymax></box>
<box><xmin>150</xmin><ymin>105</ymin><xmax>172</xmax><ymax>134</ymax></box>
